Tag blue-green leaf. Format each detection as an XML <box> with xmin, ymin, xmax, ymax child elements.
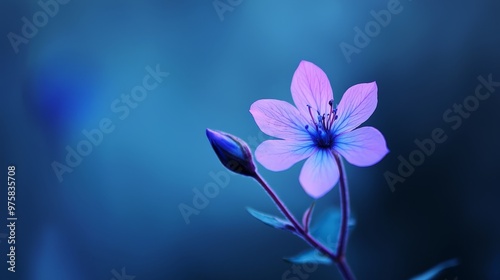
<box><xmin>246</xmin><ymin>207</ymin><xmax>296</xmax><ymax>232</ymax></box>
<box><xmin>409</xmin><ymin>258</ymin><xmax>459</xmax><ymax>280</ymax></box>
<box><xmin>284</xmin><ymin>249</ymin><xmax>333</xmax><ymax>265</ymax></box>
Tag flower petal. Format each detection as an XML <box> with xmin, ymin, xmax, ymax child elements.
<box><xmin>291</xmin><ymin>61</ymin><xmax>334</xmax><ymax>119</ymax></box>
<box><xmin>250</xmin><ymin>99</ymin><xmax>310</xmax><ymax>140</ymax></box>
<box><xmin>299</xmin><ymin>150</ymin><xmax>339</xmax><ymax>199</ymax></box>
<box><xmin>334</xmin><ymin>127</ymin><xmax>389</xmax><ymax>167</ymax></box>
<box><xmin>333</xmin><ymin>82</ymin><xmax>378</xmax><ymax>134</ymax></box>
<box><xmin>255</xmin><ymin>140</ymin><xmax>315</xmax><ymax>171</ymax></box>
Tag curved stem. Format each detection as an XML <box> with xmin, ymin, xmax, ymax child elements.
<box><xmin>252</xmin><ymin>171</ymin><xmax>356</xmax><ymax>280</ymax></box>
<box><xmin>252</xmin><ymin>173</ymin><xmax>337</xmax><ymax>260</ymax></box>
<box><xmin>333</xmin><ymin>152</ymin><xmax>350</xmax><ymax>258</ymax></box>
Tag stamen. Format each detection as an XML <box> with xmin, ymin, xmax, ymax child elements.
<box><xmin>328</xmin><ymin>104</ymin><xmax>337</xmax><ymax>130</ymax></box>
<box><xmin>307</xmin><ymin>105</ymin><xmax>316</xmax><ymax>125</ymax></box>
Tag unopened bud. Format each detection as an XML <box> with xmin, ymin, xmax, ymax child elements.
<box><xmin>206</xmin><ymin>129</ymin><xmax>257</xmax><ymax>176</ymax></box>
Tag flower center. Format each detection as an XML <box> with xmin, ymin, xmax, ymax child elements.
<box><xmin>305</xmin><ymin>100</ymin><xmax>338</xmax><ymax>149</ymax></box>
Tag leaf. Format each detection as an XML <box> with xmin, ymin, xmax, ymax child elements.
<box><xmin>409</xmin><ymin>258</ymin><xmax>459</xmax><ymax>280</ymax></box>
<box><xmin>284</xmin><ymin>249</ymin><xmax>333</xmax><ymax>265</ymax></box>
<box><xmin>310</xmin><ymin>208</ymin><xmax>356</xmax><ymax>251</ymax></box>
<box><xmin>246</xmin><ymin>207</ymin><xmax>296</xmax><ymax>233</ymax></box>
<box><xmin>302</xmin><ymin>202</ymin><xmax>316</xmax><ymax>233</ymax></box>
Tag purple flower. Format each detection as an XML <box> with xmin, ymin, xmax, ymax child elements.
<box><xmin>250</xmin><ymin>61</ymin><xmax>389</xmax><ymax>198</ymax></box>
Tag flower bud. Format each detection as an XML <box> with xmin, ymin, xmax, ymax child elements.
<box><xmin>206</xmin><ymin>129</ymin><xmax>257</xmax><ymax>177</ymax></box>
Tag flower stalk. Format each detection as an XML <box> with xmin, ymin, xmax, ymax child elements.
<box><xmin>252</xmin><ymin>171</ymin><xmax>356</xmax><ymax>280</ymax></box>
<box><xmin>206</xmin><ymin>127</ymin><xmax>356</xmax><ymax>279</ymax></box>
<box><xmin>333</xmin><ymin>152</ymin><xmax>349</xmax><ymax>257</ymax></box>
<box><xmin>333</xmin><ymin>151</ymin><xmax>356</xmax><ymax>280</ymax></box>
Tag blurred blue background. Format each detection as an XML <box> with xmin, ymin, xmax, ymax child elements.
<box><xmin>1</xmin><ymin>0</ymin><xmax>499</xmax><ymax>279</ymax></box>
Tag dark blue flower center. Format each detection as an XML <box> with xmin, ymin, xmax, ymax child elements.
<box><xmin>305</xmin><ymin>100</ymin><xmax>338</xmax><ymax>150</ymax></box>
